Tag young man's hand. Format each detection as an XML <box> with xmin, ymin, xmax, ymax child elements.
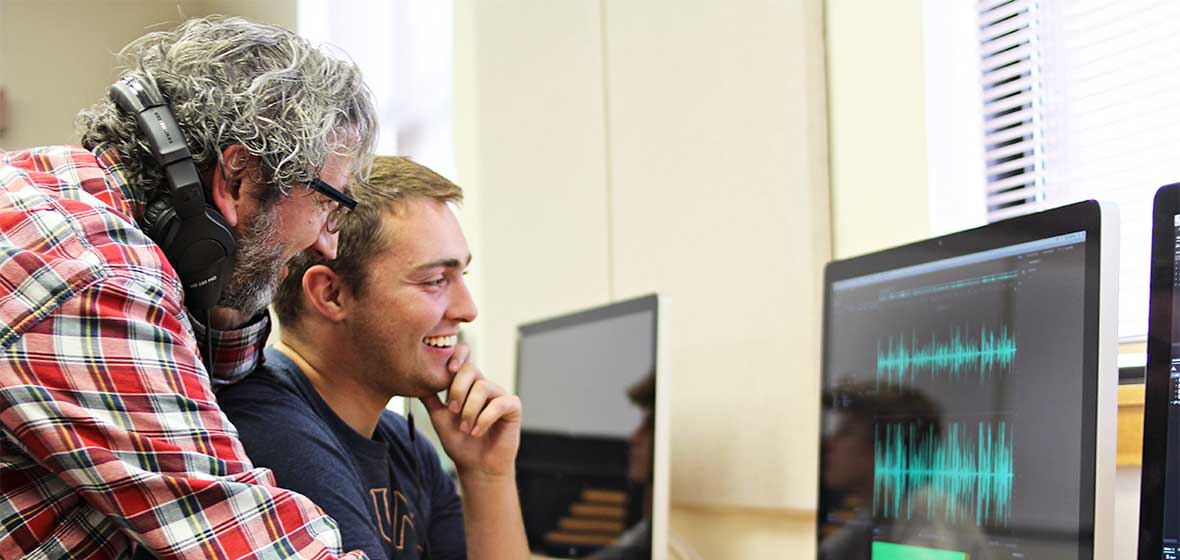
<box><xmin>421</xmin><ymin>343</ymin><xmax>521</xmax><ymax>480</ymax></box>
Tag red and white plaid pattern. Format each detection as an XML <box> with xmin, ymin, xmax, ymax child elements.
<box><xmin>0</xmin><ymin>146</ymin><xmax>363</xmax><ymax>559</ymax></box>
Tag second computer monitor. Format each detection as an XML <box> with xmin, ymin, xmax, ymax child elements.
<box><xmin>515</xmin><ymin>294</ymin><xmax>668</xmax><ymax>560</ymax></box>
<box><xmin>1137</xmin><ymin>183</ymin><xmax>1180</xmax><ymax>560</ymax></box>
<box><xmin>819</xmin><ymin>201</ymin><xmax>1118</xmax><ymax>559</ymax></box>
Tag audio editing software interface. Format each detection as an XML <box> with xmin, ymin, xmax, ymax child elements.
<box><xmin>821</xmin><ymin>232</ymin><xmax>1091</xmax><ymax>560</ymax></box>
<box><xmin>1162</xmin><ymin>215</ymin><xmax>1180</xmax><ymax>560</ymax></box>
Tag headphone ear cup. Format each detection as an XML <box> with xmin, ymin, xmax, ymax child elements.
<box><xmin>144</xmin><ymin>200</ymin><xmax>179</xmax><ymax>248</ymax></box>
<box><xmin>201</xmin><ymin>207</ymin><xmax>237</xmax><ymax>261</ymax></box>
<box><xmin>146</xmin><ymin>202</ymin><xmax>237</xmax><ymax>311</ymax></box>
<box><xmin>176</xmin><ymin>208</ymin><xmax>236</xmax><ymax>311</ymax></box>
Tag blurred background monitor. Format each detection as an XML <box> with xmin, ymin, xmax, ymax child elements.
<box><xmin>819</xmin><ymin>201</ymin><xmax>1118</xmax><ymax>559</ymax></box>
<box><xmin>515</xmin><ymin>294</ymin><xmax>668</xmax><ymax>560</ymax></box>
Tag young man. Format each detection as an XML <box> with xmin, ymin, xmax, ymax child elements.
<box><xmin>218</xmin><ymin>156</ymin><xmax>528</xmax><ymax>559</ymax></box>
<box><xmin>0</xmin><ymin>16</ymin><xmax>377</xmax><ymax>559</ymax></box>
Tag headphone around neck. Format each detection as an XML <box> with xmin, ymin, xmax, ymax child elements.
<box><xmin>109</xmin><ymin>75</ymin><xmax>236</xmax><ymax>312</ymax></box>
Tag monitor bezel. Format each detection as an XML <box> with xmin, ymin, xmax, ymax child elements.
<box><xmin>1137</xmin><ymin>183</ymin><xmax>1180</xmax><ymax>559</ymax></box>
<box><xmin>514</xmin><ymin>294</ymin><xmax>667</xmax><ymax>560</ymax></box>
<box><xmin>818</xmin><ymin>200</ymin><xmax>1115</xmax><ymax>559</ymax></box>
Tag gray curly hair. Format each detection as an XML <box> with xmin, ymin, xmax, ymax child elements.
<box><xmin>77</xmin><ymin>15</ymin><xmax>377</xmax><ymax>206</ymax></box>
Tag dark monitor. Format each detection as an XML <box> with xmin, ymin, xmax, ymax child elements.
<box><xmin>819</xmin><ymin>201</ymin><xmax>1118</xmax><ymax>559</ymax></box>
<box><xmin>1138</xmin><ymin>184</ymin><xmax>1180</xmax><ymax>560</ymax></box>
<box><xmin>515</xmin><ymin>294</ymin><xmax>668</xmax><ymax>560</ymax></box>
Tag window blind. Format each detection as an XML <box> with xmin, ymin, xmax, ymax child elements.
<box><xmin>977</xmin><ymin>0</ymin><xmax>1180</xmax><ymax>338</ymax></box>
<box><xmin>980</xmin><ymin>0</ymin><xmax>1045</xmax><ymax>222</ymax></box>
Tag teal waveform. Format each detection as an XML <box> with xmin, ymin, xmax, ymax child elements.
<box><xmin>876</xmin><ymin>325</ymin><xmax>1016</xmax><ymax>387</ymax></box>
<box><xmin>873</xmin><ymin>422</ymin><xmax>1014</xmax><ymax>527</ymax></box>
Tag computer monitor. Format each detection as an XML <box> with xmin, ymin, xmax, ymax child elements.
<box><xmin>819</xmin><ymin>201</ymin><xmax>1118</xmax><ymax>559</ymax></box>
<box><xmin>1137</xmin><ymin>184</ymin><xmax>1180</xmax><ymax>560</ymax></box>
<box><xmin>514</xmin><ymin>294</ymin><xmax>668</xmax><ymax>560</ymax></box>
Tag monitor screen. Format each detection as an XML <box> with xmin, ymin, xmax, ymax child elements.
<box><xmin>1157</xmin><ymin>212</ymin><xmax>1180</xmax><ymax>559</ymax></box>
<box><xmin>820</xmin><ymin>201</ymin><xmax>1115</xmax><ymax>559</ymax></box>
<box><xmin>515</xmin><ymin>295</ymin><xmax>660</xmax><ymax>559</ymax></box>
<box><xmin>1138</xmin><ymin>185</ymin><xmax>1180</xmax><ymax>560</ymax></box>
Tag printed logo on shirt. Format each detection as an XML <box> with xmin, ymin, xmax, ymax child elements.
<box><xmin>370</xmin><ymin>488</ymin><xmax>423</xmax><ymax>553</ymax></box>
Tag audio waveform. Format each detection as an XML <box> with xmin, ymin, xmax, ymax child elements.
<box><xmin>873</xmin><ymin>421</ymin><xmax>1014</xmax><ymax>527</ymax></box>
<box><xmin>876</xmin><ymin>325</ymin><xmax>1016</xmax><ymax>387</ymax></box>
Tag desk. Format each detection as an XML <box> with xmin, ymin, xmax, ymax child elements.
<box><xmin>1118</xmin><ymin>384</ymin><xmax>1145</xmax><ymax>466</ymax></box>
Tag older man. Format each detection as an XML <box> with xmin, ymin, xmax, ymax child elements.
<box><xmin>0</xmin><ymin>16</ymin><xmax>376</xmax><ymax>559</ymax></box>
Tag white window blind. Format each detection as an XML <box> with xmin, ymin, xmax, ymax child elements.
<box><xmin>980</xmin><ymin>0</ymin><xmax>1044</xmax><ymax>222</ymax></box>
<box><xmin>977</xmin><ymin>0</ymin><xmax>1180</xmax><ymax>339</ymax></box>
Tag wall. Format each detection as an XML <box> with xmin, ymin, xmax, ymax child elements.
<box><xmin>204</xmin><ymin>0</ymin><xmax>295</xmax><ymax>30</ymax></box>
<box><xmin>455</xmin><ymin>0</ymin><xmax>830</xmax><ymax>556</ymax></box>
<box><xmin>457</xmin><ymin>0</ymin><xmax>613</xmax><ymax>392</ymax></box>
<box><xmin>0</xmin><ymin>0</ymin><xmax>296</xmax><ymax>150</ymax></box>
<box><xmin>0</xmin><ymin>1</ymin><xmax>201</xmax><ymax>149</ymax></box>
<box><xmin>826</xmin><ymin>0</ymin><xmax>931</xmax><ymax>259</ymax></box>
<box><xmin>1117</xmin><ymin>467</ymin><xmax>1141</xmax><ymax>559</ymax></box>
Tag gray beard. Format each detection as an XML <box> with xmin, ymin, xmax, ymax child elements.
<box><xmin>216</xmin><ymin>206</ymin><xmax>284</xmax><ymax>317</ymax></box>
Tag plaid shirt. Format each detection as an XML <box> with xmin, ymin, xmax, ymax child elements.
<box><xmin>0</xmin><ymin>146</ymin><xmax>364</xmax><ymax>559</ymax></box>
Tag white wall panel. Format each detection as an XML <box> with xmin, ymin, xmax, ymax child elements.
<box><xmin>458</xmin><ymin>0</ymin><xmax>830</xmax><ymax>554</ymax></box>
<box><xmin>602</xmin><ymin>0</ymin><xmax>829</xmax><ymax>512</ymax></box>
<box><xmin>827</xmin><ymin>0</ymin><xmax>931</xmax><ymax>258</ymax></box>
<box><xmin>462</xmin><ymin>0</ymin><xmax>613</xmax><ymax>389</ymax></box>
<box><xmin>0</xmin><ymin>1</ymin><xmax>208</xmax><ymax>149</ymax></box>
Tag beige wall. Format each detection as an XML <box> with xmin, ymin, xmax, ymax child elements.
<box><xmin>670</xmin><ymin>505</ymin><xmax>815</xmax><ymax>558</ymax></box>
<box><xmin>457</xmin><ymin>0</ymin><xmax>613</xmax><ymax>390</ymax></box>
<box><xmin>0</xmin><ymin>1</ymin><xmax>201</xmax><ymax>149</ymax></box>
<box><xmin>202</xmin><ymin>0</ymin><xmax>295</xmax><ymax>30</ymax></box>
<box><xmin>456</xmin><ymin>0</ymin><xmax>829</xmax><ymax>556</ymax></box>
<box><xmin>826</xmin><ymin>0</ymin><xmax>931</xmax><ymax>259</ymax></box>
<box><xmin>0</xmin><ymin>0</ymin><xmax>295</xmax><ymax>150</ymax></box>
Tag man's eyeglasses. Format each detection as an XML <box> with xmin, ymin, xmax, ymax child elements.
<box><xmin>304</xmin><ymin>178</ymin><xmax>357</xmax><ymax>234</ymax></box>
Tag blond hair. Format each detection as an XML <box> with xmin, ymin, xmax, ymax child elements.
<box><xmin>273</xmin><ymin>156</ymin><xmax>463</xmax><ymax>328</ymax></box>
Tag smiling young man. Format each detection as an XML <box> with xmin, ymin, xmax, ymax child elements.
<box><xmin>217</xmin><ymin>156</ymin><xmax>528</xmax><ymax>559</ymax></box>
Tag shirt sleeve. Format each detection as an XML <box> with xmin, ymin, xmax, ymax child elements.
<box><xmin>0</xmin><ymin>271</ymin><xmax>365</xmax><ymax>559</ymax></box>
<box><xmin>416</xmin><ymin>432</ymin><xmax>467</xmax><ymax>560</ymax></box>
<box><xmin>219</xmin><ymin>380</ymin><xmax>392</xmax><ymax>560</ymax></box>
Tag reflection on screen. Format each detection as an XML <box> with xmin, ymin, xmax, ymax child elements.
<box><xmin>820</xmin><ymin>232</ymin><xmax>1091</xmax><ymax>559</ymax></box>
<box><xmin>516</xmin><ymin>302</ymin><xmax>656</xmax><ymax>559</ymax></box>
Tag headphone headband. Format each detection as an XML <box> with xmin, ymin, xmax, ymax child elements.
<box><xmin>110</xmin><ymin>76</ymin><xmax>204</xmax><ymax>219</ymax></box>
<box><xmin>110</xmin><ymin>75</ymin><xmax>236</xmax><ymax>312</ymax></box>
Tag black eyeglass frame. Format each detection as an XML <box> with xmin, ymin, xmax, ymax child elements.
<box><xmin>304</xmin><ymin>177</ymin><xmax>357</xmax><ymax>234</ymax></box>
<box><xmin>305</xmin><ymin>177</ymin><xmax>358</xmax><ymax>211</ymax></box>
